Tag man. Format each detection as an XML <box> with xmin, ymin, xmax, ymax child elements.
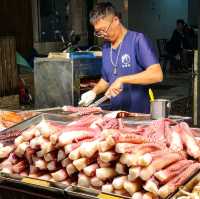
<box><xmin>166</xmin><ymin>19</ymin><xmax>194</xmax><ymax>73</ymax></box>
<box><xmin>166</xmin><ymin>19</ymin><xmax>186</xmax><ymax>58</ymax></box>
<box><xmin>79</xmin><ymin>2</ymin><xmax>163</xmax><ymax>113</ymax></box>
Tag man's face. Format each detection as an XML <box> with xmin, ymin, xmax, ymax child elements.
<box><xmin>176</xmin><ymin>23</ymin><xmax>184</xmax><ymax>32</ymax></box>
<box><xmin>93</xmin><ymin>15</ymin><xmax>118</xmax><ymax>41</ymax></box>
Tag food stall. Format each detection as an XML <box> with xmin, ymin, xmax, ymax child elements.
<box><xmin>0</xmin><ymin>0</ymin><xmax>199</xmax><ymax>198</ymax></box>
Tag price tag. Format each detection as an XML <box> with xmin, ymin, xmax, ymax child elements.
<box><xmin>97</xmin><ymin>193</ymin><xmax>122</xmax><ymax>199</ymax></box>
<box><xmin>21</xmin><ymin>177</ymin><xmax>50</xmax><ymax>187</ymax></box>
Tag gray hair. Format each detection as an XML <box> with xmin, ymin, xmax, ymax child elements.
<box><xmin>89</xmin><ymin>2</ymin><xmax>118</xmax><ymax>24</ymax></box>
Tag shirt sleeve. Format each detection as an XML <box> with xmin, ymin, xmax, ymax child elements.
<box><xmin>135</xmin><ymin>33</ymin><xmax>159</xmax><ymax>69</ymax></box>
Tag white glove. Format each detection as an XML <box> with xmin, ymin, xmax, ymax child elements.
<box><xmin>78</xmin><ymin>90</ymin><xmax>96</xmax><ymax>106</ymax></box>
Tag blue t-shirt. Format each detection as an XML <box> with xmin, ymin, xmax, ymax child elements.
<box><xmin>101</xmin><ymin>30</ymin><xmax>159</xmax><ymax>113</ymax></box>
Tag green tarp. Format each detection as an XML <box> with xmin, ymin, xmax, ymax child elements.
<box><xmin>16</xmin><ymin>52</ymin><xmax>33</xmax><ymax>72</ymax></box>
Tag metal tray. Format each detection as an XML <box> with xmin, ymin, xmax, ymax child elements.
<box><xmin>0</xmin><ymin>110</ymin><xmax>40</xmax><ymax>133</ymax></box>
<box><xmin>0</xmin><ymin>173</ymin><xmax>66</xmax><ymax>199</ymax></box>
<box><xmin>168</xmin><ymin>115</ymin><xmax>192</xmax><ymax>122</ymax></box>
<box><xmin>66</xmin><ymin>185</ymin><xmax>130</xmax><ymax>199</ymax></box>
<box><xmin>29</xmin><ymin>109</ymin><xmax>105</xmax><ymax>120</ymax></box>
<box><xmin>2</xmin><ymin>113</ymin><xmax>72</xmax><ymax>133</ymax></box>
<box><xmin>66</xmin><ymin>185</ymin><xmax>100</xmax><ymax>199</ymax></box>
<box><xmin>0</xmin><ymin>113</ymin><xmax>74</xmax><ymax>146</ymax></box>
<box><xmin>0</xmin><ymin>171</ymin><xmax>70</xmax><ymax>189</ymax></box>
<box><xmin>122</xmin><ymin>115</ymin><xmax>192</xmax><ymax>126</ymax></box>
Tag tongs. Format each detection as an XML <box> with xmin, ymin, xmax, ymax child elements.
<box><xmin>89</xmin><ymin>95</ymin><xmax>109</xmax><ymax>107</ymax></box>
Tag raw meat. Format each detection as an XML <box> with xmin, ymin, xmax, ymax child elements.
<box><xmin>34</xmin><ymin>158</ymin><xmax>47</xmax><ymax>170</ymax></box>
<box><xmin>179</xmin><ymin>122</ymin><xmax>200</xmax><ymax>159</ymax></box>
<box><xmin>12</xmin><ymin>160</ymin><xmax>27</xmax><ymax>173</ymax></box>
<box><xmin>115</xmin><ymin>143</ymin><xmax>136</xmax><ymax>153</ymax></box>
<box><xmin>1</xmin><ymin>116</ymin><xmax>200</xmax><ymax>198</ymax></box>
<box><xmin>47</xmin><ymin>160</ymin><xmax>58</xmax><ymax>171</ymax></box>
<box><xmin>78</xmin><ymin>173</ymin><xmax>90</xmax><ymax>187</ymax></box>
<box><xmin>51</xmin><ymin>169</ymin><xmax>68</xmax><ymax>182</ymax></box>
<box><xmin>140</xmin><ymin>152</ymin><xmax>185</xmax><ymax>180</ymax></box>
<box><xmin>73</xmin><ymin>158</ymin><xmax>93</xmax><ymax>171</ymax></box>
<box><xmin>58</xmin><ymin>129</ymin><xmax>95</xmax><ymax>146</ymax></box>
<box><xmin>143</xmin><ymin>177</ymin><xmax>159</xmax><ymax>195</ymax></box>
<box><xmin>123</xmin><ymin>180</ymin><xmax>141</xmax><ymax>196</ymax></box>
<box><xmin>99</xmin><ymin>151</ymin><xmax>118</xmax><ymax>163</ymax></box>
<box><xmin>44</xmin><ymin>150</ymin><xmax>58</xmax><ymax>162</ymax></box>
<box><xmin>128</xmin><ymin>167</ymin><xmax>141</xmax><ymax>181</ymax></box>
<box><xmin>79</xmin><ymin>140</ymin><xmax>99</xmax><ymax>158</ymax></box>
<box><xmin>63</xmin><ymin>106</ymin><xmax>102</xmax><ymax>115</ymax></box>
<box><xmin>158</xmin><ymin>163</ymin><xmax>200</xmax><ymax>198</ymax></box>
<box><xmin>0</xmin><ymin>145</ymin><xmax>14</xmax><ymax>158</ymax></box>
<box><xmin>113</xmin><ymin>133</ymin><xmax>149</xmax><ymax>144</ymax></box>
<box><xmin>112</xmin><ymin>176</ymin><xmax>127</xmax><ymax>190</ymax></box>
<box><xmin>101</xmin><ymin>184</ymin><xmax>114</xmax><ymax>193</ymax></box>
<box><xmin>154</xmin><ymin>159</ymin><xmax>193</xmax><ymax>183</ymax></box>
<box><xmin>83</xmin><ymin>163</ymin><xmax>98</xmax><ymax>177</ymax></box>
<box><xmin>165</xmin><ymin>124</ymin><xmax>183</xmax><ymax>151</ymax></box>
<box><xmin>15</xmin><ymin>142</ymin><xmax>29</xmax><ymax>157</ymax></box>
<box><xmin>115</xmin><ymin>163</ymin><xmax>127</xmax><ymax>175</ymax></box>
<box><xmin>96</xmin><ymin>168</ymin><xmax>116</xmax><ymax>181</ymax></box>
<box><xmin>132</xmin><ymin>192</ymin><xmax>143</xmax><ymax>199</ymax></box>
<box><xmin>57</xmin><ymin>149</ymin><xmax>66</xmax><ymax>162</ymax></box>
<box><xmin>66</xmin><ymin>163</ymin><xmax>78</xmax><ymax>176</ymax></box>
<box><xmin>61</xmin><ymin>158</ymin><xmax>71</xmax><ymax>168</ymax></box>
<box><xmin>91</xmin><ymin>177</ymin><xmax>104</xmax><ymax>187</ymax></box>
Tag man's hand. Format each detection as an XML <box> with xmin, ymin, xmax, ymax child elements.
<box><xmin>79</xmin><ymin>90</ymin><xmax>96</xmax><ymax>106</ymax></box>
<box><xmin>105</xmin><ymin>78</ymin><xmax>123</xmax><ymax>97</ymax></box>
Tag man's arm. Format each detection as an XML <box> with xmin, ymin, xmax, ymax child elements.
<box><xmin>92</xmin><ymin>78</ymin><xmax>109</xmax><ymax>95</ymax></box>
<box><xmin>106</xmin><ymin>64</ymin><xmax>163</xmax><ymax>97</ymax></box>
<box><xmin>120</xmin><ymin>64</ymin><xmax>163</xmax><ymax>85</ymax></box>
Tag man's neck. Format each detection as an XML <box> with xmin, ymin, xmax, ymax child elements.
<box><xmin>111</xmin><ymin>26</ymin><xmax>128</xmax><ymax>49</ymax></box>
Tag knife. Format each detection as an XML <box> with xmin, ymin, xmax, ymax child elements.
<box><xmin>89</xmin><ymin>95</ymin><xmax>109</xmax><ymax>107</ymax></box>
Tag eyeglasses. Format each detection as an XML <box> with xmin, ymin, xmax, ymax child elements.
<box><xmin>94</xmin><ymin>19</ymin><xmax>113</xmax><ymax>38</ymax></box>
